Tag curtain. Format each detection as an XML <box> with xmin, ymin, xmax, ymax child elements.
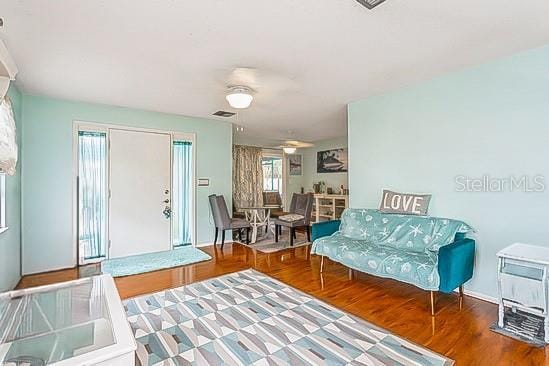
<box><xmin>0</xmin><ymin>97</ymin><xmax>18</xmax><ymax>175</ymax></box>
<box><xmin>173</xmin><ymin>141</ymin><xmax>193</xmax><ymax>246</ymax></box>
<box><xmin>78</xmin><ymin>131</ymin><xmax>107</xmax><ymax>259</ymax></box>
<box><xmin>233</xmin><ymin>145</ymin><xmax>264</xmax><ymax>210</ymax></box>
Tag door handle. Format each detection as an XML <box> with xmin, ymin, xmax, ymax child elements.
<box><xmin>163</xmin><ymin>206</ymin><xmax>172</xmax><ymax>219</ymax></box>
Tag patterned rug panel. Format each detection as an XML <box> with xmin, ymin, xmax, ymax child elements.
<box><xmin>247</xmin><ymin>229</ymin><xmax>310</xmax><ymax>253</ymax></box>
<box><xmin>124</xmin><ymin>270</ymin><xmax>453</xmax><ymax>365</ymax></box>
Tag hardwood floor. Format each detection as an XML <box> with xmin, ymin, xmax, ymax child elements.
<box><xmin>17</xmin><ymin>243</ymin><xmax>547</xmax><ymax>365</ymax></box>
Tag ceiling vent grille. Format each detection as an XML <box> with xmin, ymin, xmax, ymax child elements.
<box><xmin>213</xmin><ymin>111</ymin><xmax>236</xmax><ymax>117</ymax></box>
<box><xmin>355</xmin><ymin>0</ymin><xmax>387</xmax><ymax>9</ymax></box>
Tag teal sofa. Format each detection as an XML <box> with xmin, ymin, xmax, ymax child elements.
<box><xmin>311</xmin><ymin>209</ymin><xmax>475</xmax><ymax>315</ymax></box>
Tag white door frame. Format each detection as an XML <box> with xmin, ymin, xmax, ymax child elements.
<box><xmin>72</xmin><ymin>121</ymin><xmax>197</xmax><ymax>265</ymax></box>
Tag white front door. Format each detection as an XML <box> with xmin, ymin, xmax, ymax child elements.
<box><xmin>109</xmin><ymin>129</ymin><xmax>172</xmax><ymax>258</ymax></box>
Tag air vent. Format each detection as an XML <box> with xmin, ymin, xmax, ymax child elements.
<box><xmin>213</xmin><ymin>111</ymin><xmax>236</xmax><ymax>117</ymax></box>
<box><xmin>355</xmin><ymin>0</ymin><xmax>387</xmax><ymax>9</ymax></box>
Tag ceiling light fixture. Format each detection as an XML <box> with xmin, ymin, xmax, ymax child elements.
<box><xmin>226</xmin><ymin>86</ymin><xmax>254</xmax><ymax>109</ymax></box>
<box><xmin>283</xmin><ymin>147</ymin><xmax>297</xmax><ymax>154</ymax></box>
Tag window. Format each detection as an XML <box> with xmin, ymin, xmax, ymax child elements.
<box><xmin>172</xmin><ymin>140</ymin><xmax>193</xmax><ymax>247</ymax></box>
<box><xmin>262</xmin><ymin>157</ymin><xmax>282</xmax><ymax>192</ymax></box>
<box><xmin>78</xmin><ymin>131</ymin><xmax>108</xmax><ymax>261</ymax></box>
<box><xmin>0</xmin><ymin>96</ymin><xmax>18</xmax><ymax>233</ymax></box>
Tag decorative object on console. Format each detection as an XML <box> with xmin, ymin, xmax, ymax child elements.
<box><xmin>317</xmin><ymin>148</ymin><xmax>348</xmax><ymax>173</ymax></box>
<box><xmin>379</xmin><ymin>189</ymin><xmax>431</xmax><ymax>216</ymax></box>
<box><xmin>288</xmin><ymin>154</ymin><xmax>302</xmax><ymax>176</ymax></box>
<box><xmin>491</xmin><ymin>243</ymin><xmax>549</xmax><ymax>346</ymax></box>
<box><xmin>311</xmin><ymin>209</ymin><xmax>475</xmax><ymax>315</ymax></box>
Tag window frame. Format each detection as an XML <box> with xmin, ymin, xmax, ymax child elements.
<box><xmin>261</xmin><ymin>156</ymin><xmax>283</xmax><ymax>193</ymax></box>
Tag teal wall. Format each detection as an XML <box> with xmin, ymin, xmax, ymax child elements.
<box><xmin>0</xmin><ymin>85</ymin><xmax>23</xmax><ymax>291</ymax></box>
<box><xmin>348</xmin><ymin>45</ymin><xmax>549</xmax><ymax>299</ymax></box>
<box><xmin>21</xmin><ymin>95</ymin><xmax>232</xmax><ymax>275</ymax></box>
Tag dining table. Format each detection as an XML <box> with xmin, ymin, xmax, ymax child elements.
<box><xmin>239</xmin><ymin>206</ymin><xmax>274</xmax><ymax>244</ymax></box>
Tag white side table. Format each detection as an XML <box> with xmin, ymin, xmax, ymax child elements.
<box><xmin>497</xmin><ymin>243</ymin><xmax>549</xmax><ymax>343</ymax></box>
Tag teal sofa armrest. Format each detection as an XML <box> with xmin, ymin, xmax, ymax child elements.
<box><xmin>312</xmin><ymin>220</ymin><xmax>341</xmax><ymax>242</ymax></box>
<box><xmin>437</xmin><ymin>238</ymin><xmax>475</xmax><ymax>293</ymax></box>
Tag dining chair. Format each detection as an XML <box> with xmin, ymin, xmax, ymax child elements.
<box><xmin>262</xmin><ymin>191</ymin><xmax>285</xmax><ymax>222</ymax></box>
<box><xmin>274</xmin><ymin>193</ymin><xmax>314</xmax><ymax>246</ymax></box>
<box><xmin>208</xmin><ymin>194</ymin><xmax>250</xmax><ymax>249</ymax></box>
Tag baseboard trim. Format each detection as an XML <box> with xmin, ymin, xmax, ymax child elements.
<box><xmin>196</xmin><ymin>241</ymin><xmax>235</xmax><ymax>248</ymax></box>
<box><xmin>22</xmin><ymin>265</ymin><xmax>77</xmax><ymax>278</ymax></box>
<box><xmin>457</xmin><ymin>288</ymin><xmax>498</xmax><ymax>304</ymax></box>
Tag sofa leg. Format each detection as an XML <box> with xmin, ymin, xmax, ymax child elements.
<box><xmin>348</xmin><ymin>268</ymin><xmax>353</xmax><ymax>280</ymax></box>
<box><xmin>320</xmin><ymin>255</ymin><xmax>324</xmax><ymax>273</ymax></box>
<box><xmin>459</xmin><ymin>285</ymin><xmax>464</xmax><ymax>310</ymax></box>
<box><xmin>430</xmin><ymin>291</ymin><xmax>436</xmax><ymax>316</ymax></box>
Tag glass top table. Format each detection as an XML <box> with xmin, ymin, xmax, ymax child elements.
<box><xmin>0</xmin><ymin>275</ymin><xmax>135</xmax><ymax>365</ymax></box>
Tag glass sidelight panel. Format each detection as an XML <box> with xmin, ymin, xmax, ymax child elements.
<box><xmin>78</xmin><ymin>131</ymin><xmax>108</xmax><ymax>261</ymax></box>
<box><xmin>172</xmin><ymin>141</ymin><xmax>193</xmax><ymax>247</ymax></box>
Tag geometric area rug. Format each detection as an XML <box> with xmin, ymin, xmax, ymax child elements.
<box><xmin>124</xmin><ymin>269</ymin><xmax>454</xmax><ymax>365</ymax></box>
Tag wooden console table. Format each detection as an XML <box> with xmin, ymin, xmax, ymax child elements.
<box><xmin>312</xmin><ymin>194</ymin><xmax>349</xmax><ymax>223</ymax></box>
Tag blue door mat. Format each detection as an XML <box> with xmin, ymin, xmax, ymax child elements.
<box><xmin>101</xmin><ymin>246</ymin><xmax>211</xmax><ymax>277</ymax></box>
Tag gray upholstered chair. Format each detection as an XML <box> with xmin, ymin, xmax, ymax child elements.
<box><xmin>209</xmin><ymin>195</ymin><xmax>250</xmax><ymax>248</ymax></box>
<box><xmin>274</xmin><ymin>193</ymin><xmax>314</xmax><ymax>246</ymax></box>
<box><xmin>262</xmin><ymin>191</ymin><xmax>284</xmax><ymax>220</ymax></box>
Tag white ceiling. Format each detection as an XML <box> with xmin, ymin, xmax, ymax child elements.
<box><xmin>1</xmin><ymin>0</ymin><xmax>549</xmax><ymax>146</ymax></box>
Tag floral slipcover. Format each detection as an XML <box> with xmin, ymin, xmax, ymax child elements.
<box><xmin>311</xmin><ymin>209</ymin><xmax>474</xmax><ymax>290</ymax></box>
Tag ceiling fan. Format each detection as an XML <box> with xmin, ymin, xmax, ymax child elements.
<box><xmin>276</xmin><ymin>140</ymin><xmax>314</xmax><ymax>154</ymax></box>
<box><xmin>355</xmin><ymin>0</ymin><xmax>387</xmax><ymax>9</ymax></box>
<box><xmin>215</xmin><ymin>67</ymin><xmax>299</xmax><ymax>110</ymax></box>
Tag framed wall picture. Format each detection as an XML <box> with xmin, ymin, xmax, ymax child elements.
<box><xmin>317</xmin><ymin>148</ymin><xmax>348</xmax><ymax>173</ymax></box>
<box><xmin>288</xmin><ymin>154</ymin><xmax>303</xmax><ymax>176</ymax></box>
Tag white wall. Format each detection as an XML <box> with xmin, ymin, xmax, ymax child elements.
<box><xmin>348</xmin><ymin>44</ymin><xmax>549</xmax><ymax>299</ymax></box>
